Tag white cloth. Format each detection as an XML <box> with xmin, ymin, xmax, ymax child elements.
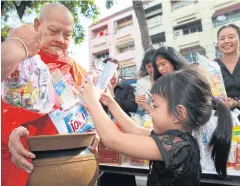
<box><xmin>135</xmin><ymin>75</ymin><xmax>152</xmax><ymax>112</ymax></box>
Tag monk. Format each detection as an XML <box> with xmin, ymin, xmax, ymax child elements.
<box><xmin>1</xmin><ymin>3</ymin><xmax>98</xmax><ymax>186</ymax></box>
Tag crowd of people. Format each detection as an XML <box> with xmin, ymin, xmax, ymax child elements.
<box><xmin>1</xmin><ymin>2</ymin><xmax>240</xmax><ymax>186</ymax></box>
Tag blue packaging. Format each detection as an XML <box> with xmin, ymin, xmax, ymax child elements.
<box><xmin>63</xmin><ymin>105</ymin><xmax>95</xmax><ymax>133</ymax></box>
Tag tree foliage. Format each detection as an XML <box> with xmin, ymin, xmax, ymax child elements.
<box><xmin>1</xmin><ymin>0</ymin><xmax>115</xmax><ymax>44</ymax></box>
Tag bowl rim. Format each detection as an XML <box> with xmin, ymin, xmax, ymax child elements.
<box><xmin>26</xmin><ymin>132</ymin><xmax>97</xmax><ymax>140</ymax></box>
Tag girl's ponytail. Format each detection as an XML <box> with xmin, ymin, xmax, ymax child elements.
<box><xmin>209</xmin><ymin>99</ymin><xmax>233</xmax><ymax>178</ymax></box>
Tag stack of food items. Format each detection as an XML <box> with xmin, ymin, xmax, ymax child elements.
<box><xmin>49</xmin><ymin>59</ymin><xmax>118</xmax><ymax>135</ymax></box>
<box><xmin>2</xmin><ymin>56</ymin><xmax>118</xmax><ymax>136</ymax></box>
<box><xmin>228</xmin><ymin>126</ymin><xmax>240</xmax><ymax>170</ymax></box>
<box><xmin>2</xmin><ymin>55</ymin><xmax>55</xmax><ymax>113</ymax></box>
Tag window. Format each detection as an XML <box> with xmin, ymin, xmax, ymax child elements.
<box><xmin>120</xmin><ymin>66</ymin><xmax>136</xmax><ymax>78</ymax></box>
<box><xmin>213</xmin><ymin>11</ymin><xmax>240</xmax><ymax>27</ymax></box>
<box><xmin>172</xmin><ymin>0</ymin><xmax>198</xmax><ymax>11</ymax></box>
<box><xmin>181</xmin><ymin>24</ymin><xmax>202</xmax><ymax>36</ymax></box>
<box><xmin>116</xmin><ymin>15</ymin><xmax>133</xmax><ymax>31</ymax></box>
<box><xmin>147</xmin><ymin>14</ymin><xmax>162</xmax><ymax>27</ymax></box>
<box><xmin>181</xmin><ymin>48</ymin><xmax>206</xmax><ymax>63</ymax></box>
<box><xmin>119</xmin><ymin>44</ymin><xmax>135</xmax><ymax>53</ymax></box>
<box><xmin>96</xmin><ymin>52</ymin><xmax>109</xmax><ymax>59</ymax></box>
<box><xmin>197</xmin><ymin>25</ymin><xmax>202</xmax><ymax>32</ymax></box>
<box><xmin>183</xmin><ymin>29</ymin><xmax>189</xmax><ymax>35</ymax></box>
<box><xmin>190</xmin><ymin>27</ymin><xmax>197</xmax><ymax>33</ymax></box>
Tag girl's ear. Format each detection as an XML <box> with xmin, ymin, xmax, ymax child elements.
<box><xmin>173</xmin><ymin>105</ymin><xmax>187</xmax><ymax>124</ymax></box>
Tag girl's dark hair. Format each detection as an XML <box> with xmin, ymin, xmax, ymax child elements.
<box><xmin>217</xmin><ymin>24</ymin><xmax>240</xmax><ymax>40</ymax></box>
<box><xmin>151</xmin><ymin>66</ymin><xmax>232</xmax><ymax>178</ymax></box>
<box><xmin>152</xmin><ymin>46</ymin><xmax>188</xmax><ymax>81</ymax></box>
<box><xmin>139</xmin><ymin>49</ymin><xmax>156</xmax><ymax>78</ymax></box>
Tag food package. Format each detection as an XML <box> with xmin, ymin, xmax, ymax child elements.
<box><xmin>51</xmin><ymin>69</ymin><xmax>79</xmax><ymax>110</ymax></box>
<box><xmin>196</xmin><ymin>53</ymin><xmax>227</xmax><ymax>98</ymax></box>
<box><xmin>49</xmin><ymin>104</ymin><xmax>95</xmax><ymax>134</ymax></box>
<box><xmin>235</xmin><ymin>137</ymin><xmax>240</xmax><ymax>170</ymax></box>
<box><xmin>2</xmin><ymin>55</ymin><xmax>54</xmax><ymax>113</ymax></box>
<box><xmin>84</xmin><ymin>59</ymin><xmax>104</xmax><ymax>85</ymax></box>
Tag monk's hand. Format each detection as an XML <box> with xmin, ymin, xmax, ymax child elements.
<box><xmin>8</xmin><ymin>126</ymin><xmax>36</xmax><ymax>173</ymax></box>
<box><xmin>91</xmin><ymin>134</ymin><xmax>100</xmax><ymax>154</ymax></box>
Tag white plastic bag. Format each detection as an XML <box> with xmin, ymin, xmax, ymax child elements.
<box><xmin>193</xmin><ymin>109</ymin><xmax>240</xmax><ymax>171</ymax></box>
<box><xmin>2</xmin><ymin>55</ymin><xmax>54</xmax><ymax>113</ymax></box>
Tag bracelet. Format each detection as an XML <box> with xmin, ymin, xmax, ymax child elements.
<box><xmin>8</xmin><ymin>37</ymin><xmax>29</xmax><ymax>59</ymax></box>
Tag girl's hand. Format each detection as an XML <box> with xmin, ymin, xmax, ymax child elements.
<box><xmin>100</xmin><ymin>87</ymin><xmax>115</xmax><ymax>106</ymax></box>
<box><xmin>107</xmin><ymin>83</ymin><xmax>115</xmax><ymax>96</ymax></box>
<box><xmin>79</xmin><ymin>78</ymin><xmax>102</xmax><ymax>105</ymax></box>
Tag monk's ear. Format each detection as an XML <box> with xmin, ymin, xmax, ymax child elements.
<box><xmin>34</xmin><ymin>18</ymin><xmax>41</xmax><ymax>31</ymax></box>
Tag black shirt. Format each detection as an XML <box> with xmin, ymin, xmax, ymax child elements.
<box><xmin>147</xmin><ymin>130</ymin><xmax>201</xmax><ymax>186</ymax></box>
<box><xmin>103</xmin><ymin>84</ymin><xmax>138</xmax><ymax>116</ymax></box>
<box><xmin>214</xmin><ymin>58</ymin><xmax>240</xmax><ymax>100</ymax></box>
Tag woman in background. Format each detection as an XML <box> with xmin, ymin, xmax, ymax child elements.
<box><xmin>135</xmin><ymin>49</ymin><xmax>156</xmax><ymax>113</ymax></box>
<box><xmin>152</xmin><ymin>46</ymin><xmax>188</xmax><ymax>81</ymax></box>
<box><xmin>214</xmin><ymin>24</ymin><xmax>240</xmax><ymax>111</ymax></box>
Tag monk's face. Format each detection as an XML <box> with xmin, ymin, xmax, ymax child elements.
<box><xmin>35</xmin><ymin>10</ymin><xmax>74</xmax><ymax>57</ymax></box>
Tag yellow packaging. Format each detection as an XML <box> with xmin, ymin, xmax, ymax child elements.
<box><xmin>233</xmin><ymin>126</ymin><xmax>240</xmax><ymax>136</ymax></box>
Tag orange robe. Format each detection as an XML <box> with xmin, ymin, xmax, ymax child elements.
<box><xmin>1</xmin><ymin>50</ymin><xmax>86</xmax><ymax>186</ymax></box>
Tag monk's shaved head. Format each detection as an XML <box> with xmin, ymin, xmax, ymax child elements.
<box><xmin>39</xmin><ymin>3</ymin><xmax>74</xmax><ymax>24</ymax></box>
<box><xmin>34</xmin><ymin>3</ymin><xmax>74</xmax><ymax>57</ymax></box>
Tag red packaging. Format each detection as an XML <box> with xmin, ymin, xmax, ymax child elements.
<box><xmin>130</xmin><ymin>157</ymin><xmax>144</xmax><ymax>166</ymax></box>
<box><xmin>99</xmin><ymin>154</ymin><xmax>119</xmax><ymax>164</ymax></box>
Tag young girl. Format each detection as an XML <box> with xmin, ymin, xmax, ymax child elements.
<box><xmin>79</xmin><ymin>67</ymin><xmax>232</xmax><ymax>186</ymax></box>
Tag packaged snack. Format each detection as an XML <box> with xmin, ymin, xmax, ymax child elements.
<box><xmin>95</xmin><ymin>61</ymin><xmax>118</xmax><ymax>91</ymax></box>
<box><xmin>85</xmin><ymin>59</ymin><xmax>104</xmax><ymax>85</ymax></box>
<box><xmin>142</xmin><ymin>114</ymin><xmax>153</xmax><ymax>130</ymax></box>
<box><xmin>130</xmin><ymin>157</ymin><xmax>144</xmax><ymax>166</ymax></box>
<box><xmin>48</xmin><ymin>109</ymin><xmax>69</xmax><ymax>134</ymax></box>
<box><xmin>233</xmin><ymin>126</ymin><xmax>240</xmax><ymax>136</ymax></box>
<box><xmin>63</xmin><ymin>105</ymin><xmax>95</xmax><ymax>133</ymax></box>
<box><xmin>196</xmin><ymin>53</ymin><xmax>227</xmax><ymax>98</ymax></box>
<box><xmin>49</xmin><ymin>104</ymin><xmax>95</xmax><ymax>134</ymax></box>
<box><xmin>235</xmin><ymin>137</ymin><xmax>240</xmax><ymax>170</ymax></box>
<box><xmin>228</xmin><ymin>136</ymin><xmax>238</xmax><ymax>168</ymax></box>
<box><xmin>51</xmin><ymin>69</ymin><xmax>79</xmax><ymax>110</ymax></box>
<box><xmin>2</xmin><ymin>55</ymin><xmax>54</xmax><ymax>113</ymax></box>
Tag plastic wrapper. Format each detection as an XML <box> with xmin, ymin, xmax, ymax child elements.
<box><xmin>193</xmin><ymin>113</ymin><xmax>240</xmax><ymax>170</ymax></box>
<box><xmin>2</xmin><ymin>55</ymin><xmax>54</xmax><ymax>113</ymax></box>
<box><xmin>196</xmin><ymin>53</ymin><xmax>227</xmax><ymax>98</ymax></box>
<box><xmin>84</xmin><ymin>59</ymin><xmax>104</xmax><ymax>85</ymax></box>
<box><xmin>131</xmin><ymin>112</ymin><xmax>153</xmax><ymax>129</ymax></box>
<box><xmin>51</xmin><ymin>69</ymin><xmax>79</xmax><ymax>110</ymax></box>
<box><xmin>192</xmin><ymin>110</ymin><xmax>217</xmax><ymax>171</ymax></box>
<box><xmin>49</xmin><ymin>104</ymin><xmax>95</xmax><ymax>134</ymax></box>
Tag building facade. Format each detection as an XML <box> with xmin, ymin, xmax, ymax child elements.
<box><xmin>88</xmin><ymin>0</ymin><xmax>240</xmax><ymax>82</ymax></box>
